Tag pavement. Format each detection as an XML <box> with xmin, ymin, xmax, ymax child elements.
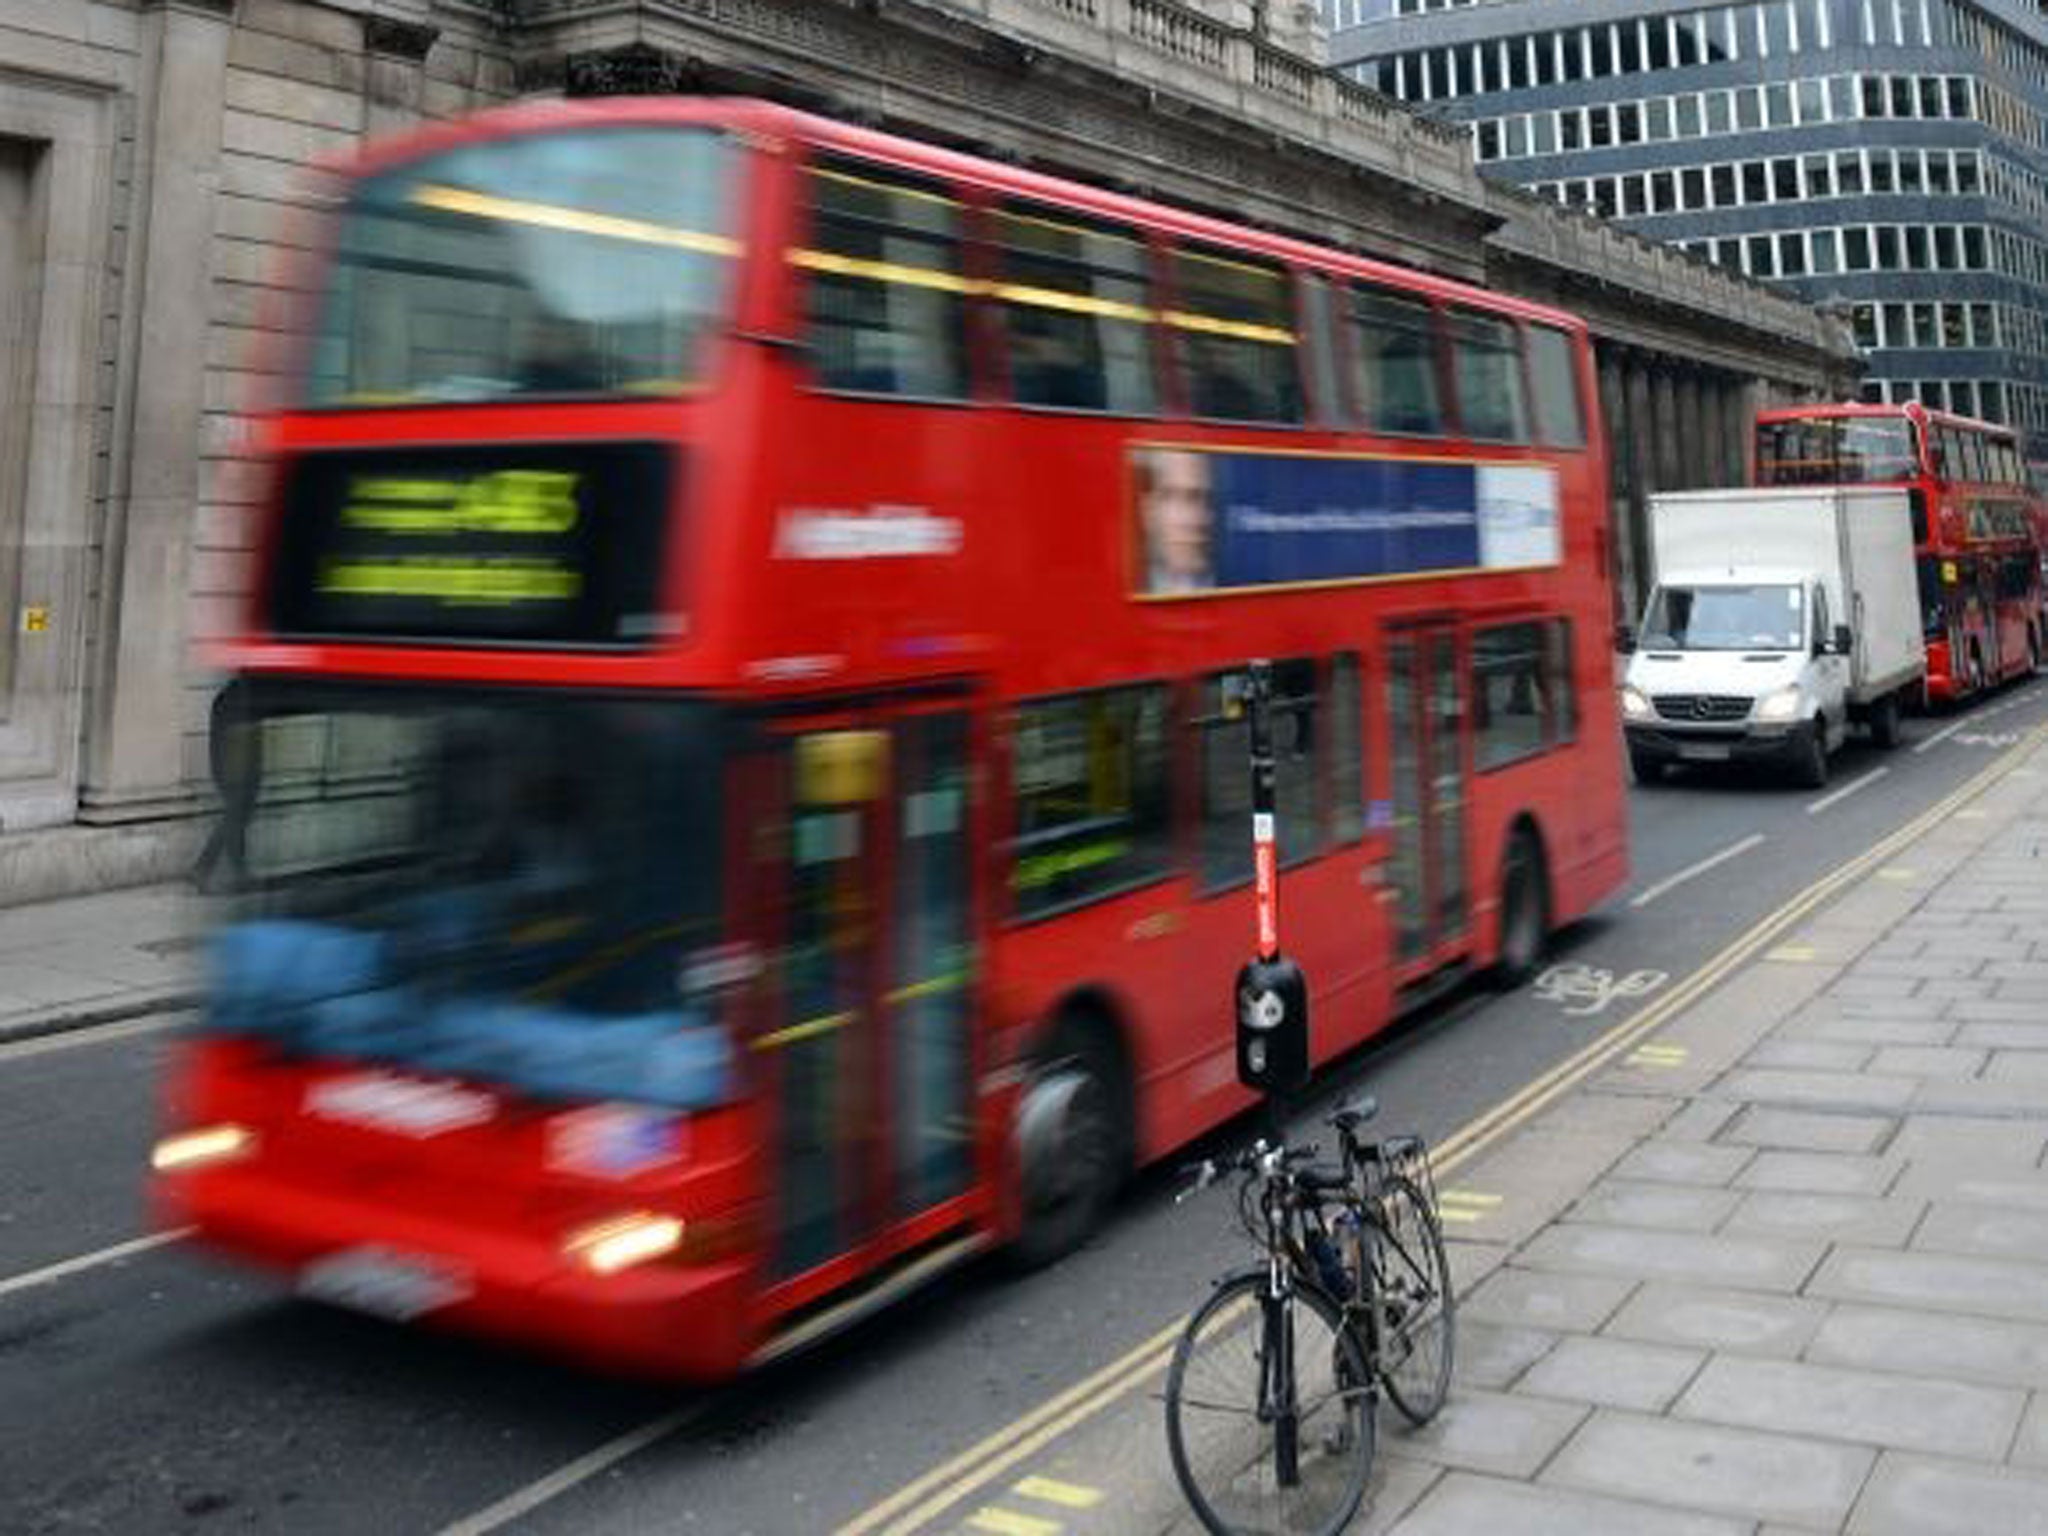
<box><xmin>925</xmin><ymin>726</ymin><xmax>2048</xmax><ymax>1536</ymax></box>
<box><xmin>0</xmin><ymin>883</ymin><xmax>199</xmax><ymax>1043</ymax></box>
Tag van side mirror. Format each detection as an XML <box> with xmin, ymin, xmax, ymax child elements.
<box><xmin>1833</xmin><ymin>624</ymin><xmax>1855</xmax><ymax>656</ymax></box>
<box><xmin>1613</xmin><ymin>623</ymin><xmax>1637</xmax><ymax>654</ymax></box>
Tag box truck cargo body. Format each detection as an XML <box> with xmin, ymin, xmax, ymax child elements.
<box><xmin>1620</xmin><ymin>487</ymin><xmax>1924</xmax><ymax>787</ymax></box>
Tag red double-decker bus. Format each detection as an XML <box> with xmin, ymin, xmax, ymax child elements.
<box><xmin>152</xmin><ymin>98</ymin><xmax>1625</xmax><ymax>1379</ymax></box>
<box><xmin>1754</xmin><ymin>402</ymin><xmax>2044</xmax><ymax>703</ymax></box>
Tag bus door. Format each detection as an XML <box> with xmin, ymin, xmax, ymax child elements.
<box><xmin>746</xmin><ymin>713</ymin><xmax>977</xmax><ymax>1284</ymax></box>
<box><xmin>1385</xmin><ymin>627</ymin><xmax>1469</xmax><ymax>976</ymax></box>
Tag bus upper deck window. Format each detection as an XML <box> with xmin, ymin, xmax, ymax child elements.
<box><xmin>1350</xmin><ymin>287</ymin><xmax>1443</xmax><ymax>436</ymax></box>
<box><xmin>1448</xmin><ymin>309</ymin><xmax>1530</xmax><ymax>444</ymax></box>
<box><xmin>1167</xmin><ymin>247</ymin><xmax>1303</xmax><ymax>425</ymax></box>
<box><xmin>799</xmin><ymin>162</ymin><xmax>970</xmax><ymax>401</ymax></box>
<box><xmin>993</xmin><ymin>206</ymin><xmax>1156</xmax><ymax>416</ymax></box>
<box><xmin>1525</xmin><ymin>324</ymin><xmax>1585</xmax><ymax>447</ymax></box>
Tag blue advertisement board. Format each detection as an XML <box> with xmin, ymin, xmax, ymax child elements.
<box><xmin>1132</xmin><ymin>446</ymin><xmax>1559</xmax><ymax>597</ymax></box>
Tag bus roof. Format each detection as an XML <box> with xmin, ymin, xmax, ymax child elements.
<box><xmin>1755</xmin><ymin>399</ymin><xmax>2020</xmax><ymax>443</ymax></box>
<box><xmin>325</xmin><ymin>94</ymin><xmax>1589</xmax><ymax>338</ymax></box>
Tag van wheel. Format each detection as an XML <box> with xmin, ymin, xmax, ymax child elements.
<box><xmin>1793</xmin><ymin>720</ymin><xmax>1830</xmax><ymax>789</ymax></box>
<box><xmin>1628</xmin><ymin>747</ymin><xmax>1664</xmax><ymax>785</ymax></box>
<box><xmin>1869</xmin><ymin>694</ymin><xmax>1901</xmax><ymax>750</ymax></box>
<box><xmin>1010</xmin><ymin>1016</ymin><xmax>1125</xmax><ymax>1268</ymax></box>
<box><xmin>1492</xmin><ymin>826</ymin><xmax>1550</xmax><ymax>989</ymax></box>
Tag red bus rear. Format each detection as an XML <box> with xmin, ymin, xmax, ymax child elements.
<box><xmin>152</xmin><ymin>97</ymin><xmax>1627</xmax><ymax>1379</ymax></box>
<box><xmin>1755</xmin><ymin>401</ymin><xmax>2044</xmax><ymax>702</ymax></box>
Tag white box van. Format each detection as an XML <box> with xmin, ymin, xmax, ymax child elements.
<box><xmin>1620</xmin><ymin>487</ymin><xmax>1924</xmax><ymax>787</ymax></box>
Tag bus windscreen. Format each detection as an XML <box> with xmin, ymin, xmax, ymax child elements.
<box><xmin>308</xmin><ymin>127</ymin><xmax>741</xmax><ymax>407</ymax></box>
<box><xmin>1755</xmin><ymin>416</ymin><xmax>1920</xmax><ymax>486</ymax></box>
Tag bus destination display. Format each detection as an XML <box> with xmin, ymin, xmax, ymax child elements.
<box><xmin>268</xmin><ymin>442</ymin><xmax>673</xmax><ymax>646</ymax></box>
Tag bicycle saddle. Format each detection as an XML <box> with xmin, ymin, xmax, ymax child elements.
<box><xmin>1329</xmin><ymin>1093</ymin><xmax>1378</xmax><ymax>1134</ymax></box>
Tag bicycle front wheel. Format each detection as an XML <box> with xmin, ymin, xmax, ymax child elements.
<box><xmin>1164</xmin><ymin>1272</ymin><xmax>1374</xmax><ymax>1536</ymax></box>
<box><xmin>1374</xmin><ymin>1175</ymin><xmax>1455</xmax><ymax>1426</ymax></box>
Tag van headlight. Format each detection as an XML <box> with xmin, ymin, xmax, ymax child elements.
<box><xmin>1620</xmin><ymin>684</ymin><xmax>1654</xmax><ymax>721</ymax></box>
<box><xmin>1756</xmin><ymin>685</ymin><xmax>1803</xmax><ymax>722</ymax></box>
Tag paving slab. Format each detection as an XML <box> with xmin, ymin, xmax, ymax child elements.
<box><xmin>1890</xmin><ymin>1162</ymin><xmax>2048</xmax><ymax>1211</ymax></box>
<box><xmin>1813</xmin><ymin>1306</ymin><xmax>2048</xmax><ymax>1390</ymax></box>
<box><xmin>1913</xmin><ymin>1077</ymin><xmax>2048</xmax><ymax>1116</ymax></box>
<box><xmin>1784</xmin><ymin>1012</ymin><xmax>1954</xmax><ymax>1047</ymax></box>
<box><xmin>1655</xmin><ymin>1100</ymin><xmax>1742</xmax><ymax>1143</ymax></box>
<box><xmin>1450</xmin><ymin>1322</ymin><xmax>1557</xmax><ymax>1392</ymax></box>
<box><xmin>1716</xmin><ymin>1067</ymin><xmax>1920</xmax><ymax>1112</ymax></box>
<box><xmin>1600</xmin><ymin>1281</ymin><xmax>1828</xmax><ymax>1359</ymax></box>
<box><xmin>1516</xmin><ymin>1224</ymin><xmax>1825</xmax><ymax>1293</ymax></box>
<box><xmin>1885</xmin><ymin>1115</ymin><xmax>2048</xmax><ymax>1166</ymax></box>
<box><xmin>1808</xmin><ymin>1246</ymin><xmax>2048</xmax><ymax>1326</ymax></box>
<box><xmin>1543</xmin><ymin>1410</ymin><xmax>1876</xmax><ymax>1528</ymax></box>
<box><xmin>2010</xmin><ymin>1394</ymin><xmax>2048</xmax><ymax>1471</ymax></box>
<box><xmin>1847</xmin><ymin>1452</ymin><xmax>2048</xmax><ymax>1535</ymax></box>
<box><xmin>1735</xmin><ymin>1151</ymin><xmax>1899</xmax><ymax>1196</ymax></box>
<box><xmin>1721</xmin><ymin>1190</ymin><xmax>1926</xmax><ymax>1248</ymax></box>
<box><xmin>1610</xmin><ymin>1142</ymin><xmax>1753</xmax><ymax>1188</ymax></box>
<box><xmin>1675</xmin><ymin>1355</ymin><xmax>2025</xmax><ymax>1459</ymax></box>
<box><xmin>1867</xmin><ymin>1044</ymin><xmax>1990</xmax><ymax>1079</ymax></box>
<box><xmin>1458</xmin><ymin>1267</ymin><xmax>1635</xmax><ymax>1334</ymax></box>
<box><xmin>1382</xmin><ymin>1388</ymin><xmax>1589</xmax><ymax>1479</ymax></box>
<box><xmin>1985</xmin><ymin>1051</ymin><xmax>2048</xmax><ymax>1081</ymax></box>
<box><xmin>1914</xmin><ymin>1202</ymin><xmax>2048</xmax><ymax>1263</ymax></box>
<box><xmin>1743</xmin><ymin>1039</ymin><xmax>1876</xmax><ymax>1072</ymax></box>
<box><xmin>1717</xmin><ymin>1105</ymin><xmax>1897</xmax><ymax>1155</ymax></box>
<box><xmin>1515</xmin><ymin>1335</ymin><xmax>1705</xmax><ymax>1413</ymax></box>
<box><xmin>1385</xmin><ymin>1471</ymin><xmax>1750</xmax><ymax>1536</ymax></box>
<box><xmin>1565</xmin><ymin>1181</ymin><xmax>1742</xmax><ymax>1233</ymax></box>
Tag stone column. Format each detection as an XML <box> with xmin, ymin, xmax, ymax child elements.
<box><xmin>1651</xmin><ymin>364</ymin><xmax>1682</xmax><ymax>497</ymax></box>
<box><xmin>1625</xmin><ymin>357</ymin><xmax>1657</xmax><ymax>615</ymax></box>
<box><xmin>1598</xmin><ymin>347</ymin><xmax>1634</xmax><ymax>615</ymax></box>
<box><xmin>1676</xmin><ymin>370</ymin><xmax>1706</xmax><ymax>488</ymax></box>
<box><xmin>364</xmin><ymin>17</ymin><xmax>440</xmax><ymax>138</ymax></box>
<box><xmin>80</xmin><ymin>0</ymin><xmax>237</xmax><ymax>824</ymax></box>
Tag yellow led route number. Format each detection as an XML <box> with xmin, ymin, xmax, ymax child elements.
<box><xmin>317</xmin><ymin>470</ymin><xmax>586</xmax><ymax>606</ymax></box>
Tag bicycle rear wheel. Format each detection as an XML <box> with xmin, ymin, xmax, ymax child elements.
<box><xmin>1374</xmin><ymin>1175</ymin><xmax>1454</xmax><ymax>1426</ymax></box>
<box><xmin>1164</xmin><ymin>1272</ymin><xmax>1374</xmax><ymax>1536</ymax></box>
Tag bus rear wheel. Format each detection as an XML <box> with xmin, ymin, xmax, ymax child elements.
<box><xmin>1011</xmin><ymin>1016</ymin><xmax>1125</xmax><ymax>1268</ymax></box>
<box><xmin>1492</xmin><ymin>826</ymin><xmax>1550</xmax><ymax>989</ymax></box>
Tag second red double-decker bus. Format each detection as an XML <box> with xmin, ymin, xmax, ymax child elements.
<box><xmin>1755</xmin><ymin>401</ymin><xmax>2044</xmax><ymax>703</ymax></box>
<box><xmin>152</xmin><ymin>97</ymin><xmax>1626</xmax><ymax>1379</ymax></box>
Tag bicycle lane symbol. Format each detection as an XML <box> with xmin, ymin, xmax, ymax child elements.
<box><xmin>1532</xmin><ymin>962</ymin><xmax>1670</xmax><ymax>1017</ymax></box>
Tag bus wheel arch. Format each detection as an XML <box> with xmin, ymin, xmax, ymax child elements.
<box><xmin>1010</xmin><ymin>990</ymin><xmax>1134</xmax><ymax>1267</ymax></box>
<box><xmin>1492</xmin><ymin>815</ymin><xmax>1552</xmax><ymax>989</ymax></box>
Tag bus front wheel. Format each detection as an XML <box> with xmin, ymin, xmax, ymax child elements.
<box><xmin>1010</xmin><ymin>1016</ymin><xmax>1126</xmax><ymax>1267</ymax></box>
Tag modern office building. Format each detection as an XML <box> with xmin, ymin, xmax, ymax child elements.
<box><xmin>1328</xmin><ymin>0</ymin><xmax>2048</xmax><ymax>457</ymax></box>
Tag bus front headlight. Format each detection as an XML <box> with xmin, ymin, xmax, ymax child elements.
<box><xmin>564</xmin><ymin>1212</ymin><xmax>685</xmax><ymax>1275</ymax></box>
<box><xmin>1756</xmin><ymin>685</ymin><xmax>1803</xmax><ymax>723</ymax></box>
<box><xmin>1620</xmin><ymin>685</ymin><xmax>1654</xmax><ymax>721</ymax></box>
<box><xmin>151</xmin><ymin>1123</ymin><xmax>257</xmax><ymax>1172</ymax></box>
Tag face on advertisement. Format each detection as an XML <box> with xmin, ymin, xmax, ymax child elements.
<box><xmin>1138</xmin><ymin>448</ymin><xmax>1214</xmax><ymax>594</ymax></box>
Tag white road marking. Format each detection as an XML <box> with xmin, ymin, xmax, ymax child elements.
<box><xmin>0</xmin><ymin>1011</ymin><xmax>185</xmax><ymax>1063</ymax></box>
<box><xmin>1913</xmin><ymin>716</ymin><xmax>1973</xmax><ymax>754</ymax></box>
<box><xmin>1806</xmin><ymin>767</ymin><xmax>1890</xmax><ymax>815</ymax></box>
<box><xmin>1628</xmin><ymin>832</ymin><xmax>1767</xmax><ymax>909</ymax></box>
<box><xmin>0</xmin><ymin>1229</ymin><xmax>190</xmax><ymax>1301</ymax></box>
<box><xmin>432</xmin><ymin>1407</ymin><xmax>703</xmax><ymax>1536</ymax></box>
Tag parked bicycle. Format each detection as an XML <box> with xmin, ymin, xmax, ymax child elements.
<box><xmin>1163</xmin><ymin>1093</ymin><xmax>1454</xmax><ymax>1536</ymax></box>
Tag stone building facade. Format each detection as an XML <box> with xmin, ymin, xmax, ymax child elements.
<box><xmin>0</xmin><ymin>0</ymin><xmax>1855</xmax><ymax>903</ymax></box>
<box><xmin>0</xmin><ymin>1</ymin><xmax>514</xmax><ymax>901</ymax></box>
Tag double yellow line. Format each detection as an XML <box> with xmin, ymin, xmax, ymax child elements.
<box><xmin>835</xmin><ymin>722</ymin><xmax>2046</xmax><ymax>1536</ymax></box>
